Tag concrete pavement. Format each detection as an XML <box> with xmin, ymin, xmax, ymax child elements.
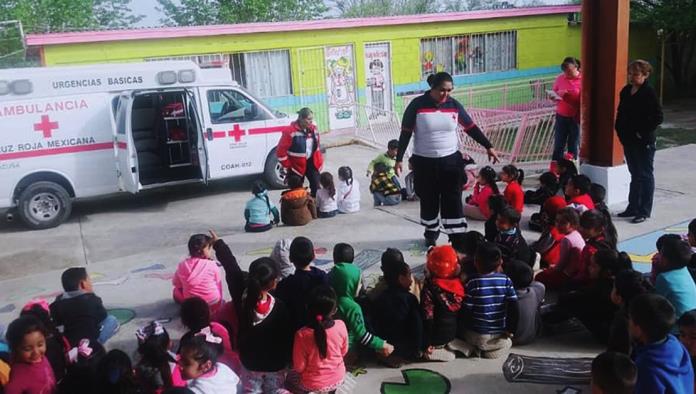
<box><xmin>1</xmin><ymin>143</ymin><xmax>696</xmax><ymax>393</ymax></box>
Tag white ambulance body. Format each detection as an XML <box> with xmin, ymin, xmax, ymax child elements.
<box><xmin>0</xmin><ymin>61</ymin><xmax>290</xmax><ymax>229</ymax></box>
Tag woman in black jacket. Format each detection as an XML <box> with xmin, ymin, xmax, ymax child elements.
<box><xmin>614</xmin><ymin>60</ymin><xmax>663</xmax><ymax>224</ymax></box>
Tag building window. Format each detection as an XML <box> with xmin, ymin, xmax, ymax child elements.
<box><xmin>230</xmin><ymin>50</ymin><xmax>293</xmax><ymax>98</ymax></box>
<box><xmin>145</xmin><ymin>53</ymin><xmax>229</xmax><ymax>68</ymax></box>
<box><xmin>421</xmin><ymin>31</ymin><xmax>516</xmax><ymax>78</ymax></box>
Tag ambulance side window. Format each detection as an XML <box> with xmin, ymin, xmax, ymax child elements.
<box><xmin>116</xmin><ymin>105</ymin><xmax>127</xmax><ymax>135</ymax></box>
<box><xmin>207</xmin><ymin>90</ymin><xmax>270</xmax><ymax>124</ymax></box>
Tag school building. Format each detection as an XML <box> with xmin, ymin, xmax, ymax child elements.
<box><xmin>25</xmin><ymin>5</ymin><xmax>656</xmax><ymax>132</ymax></box>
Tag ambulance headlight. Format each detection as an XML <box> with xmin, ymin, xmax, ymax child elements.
<box><xmin>157</xmin><ymin>71</ymin><xmax>177</xmax><ymax>85</ymax></box>
<box><xmin>0</xmin><ymin>81</ymin><xmax>9</xmax><ymax>95</ymax></box>
<box><xmin>178</xmin><ymin>70</ymin><xmax>196</xmax><ymax>83</ymax></box>
<box><xmin>11</xmin><ymin>80</ymin><xmax>32</xmax><ymax>95</ymax></box>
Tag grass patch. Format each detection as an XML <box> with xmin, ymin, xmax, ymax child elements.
<box><xmin>656</xmin><ymin>127</ymin><xmax>696</xmax><ymax>150</ymax></box>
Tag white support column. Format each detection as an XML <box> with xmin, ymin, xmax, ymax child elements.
<box><xmin>580</xmin><ymin>163</ymin><xmax>630</xmax><ymax>206</ymax></box>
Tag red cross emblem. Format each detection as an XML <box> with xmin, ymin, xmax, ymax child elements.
<box><xmin>228</xmin><ymin>124</ymin><xmax>245</xmax><ymax>142</ymax></box>
<box><xmin>34</xmin><ymin>115</ymin><xmax>59</xmax><ymax>138</ymax></box>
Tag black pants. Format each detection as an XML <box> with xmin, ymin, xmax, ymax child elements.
<box><xmin>303</xmin><ymin>159</ymin><xmax>321</xmax><ymax>198</ymax></box>
<box><xmin>412</xmin><ymin>152</ymin><xmax>467</xmax><ymax>241</ymax></box>
<box><xmin>623</xmin><ymin>143</ymin><xmax>656</xmax><ymax>217</ymax></box>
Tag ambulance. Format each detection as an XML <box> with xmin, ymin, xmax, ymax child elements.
<box><xmin>0</xmin><ymin>61</ymin><xmax>292</xmax><ymax>229</ymax></box>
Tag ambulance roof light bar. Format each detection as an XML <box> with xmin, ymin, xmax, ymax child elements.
<box><xmin>157</xmin><ymin>69</ymin><xmax>197</xmax><ymax>85</ymax></box>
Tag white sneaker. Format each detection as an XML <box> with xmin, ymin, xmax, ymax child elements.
<box><xmin>424</xmin><ymin>347</ymin><xmax>456</xmax><ymax>362</ymax></box>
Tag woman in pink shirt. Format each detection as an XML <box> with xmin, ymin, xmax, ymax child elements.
<box><xmin>173</xmin><ymin>234</ymin><xmax>223</xmax><ymax>312</ymax></box>
<box><xmin>551</xmin><ymin>57</ymin><xmax>582</xmax><ymax>166</ymax></box>
<box><xmin>288</xmin><ymin>286</ymin><xmax>348</xmax><ymax>393</ymax></box>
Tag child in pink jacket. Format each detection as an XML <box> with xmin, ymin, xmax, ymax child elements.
<box><xmin>287</xmin><ymin>286</ymin><xmax>348</xmax><ymax>393</ymax></box>
<box><xmin>464</xmin><ymin>166</ymin><xmax>499</xmax><ymax>220</ymax></box>
<box><xmin>173</xmin><ymin>234</ymin><xmax>223</xmax><ymax>311</ymax></box>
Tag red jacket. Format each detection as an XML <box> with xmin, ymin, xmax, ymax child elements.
<box><xmin>468</xmin><ymin>183</ymin><xmax>495</xmax><ymax>218</ymax></box>
<box><xmin>504</xmin><ymin>181</ymin><xmax>524</xmax><ymax>214</ymax></box>
<box><xmin>276</xmin><ymin>121</ymin><xmax>324</xmax><ymax>177</ymax></box>
<box><xmin>568</xmin><ymin>194</ymin><xmax>596</xmax><ymax>212</ymax></box>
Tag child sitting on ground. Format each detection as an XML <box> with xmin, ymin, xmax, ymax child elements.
<box><xmin>591</xmin><ymin>351</ymin><xmax>637</xmax><ymax>394</ymax></box>
<box><xmin>287</xmin><ymin>286</ymin><xmax>348</xmax><ymax>394</ymax></box>
<box><xmin>366</xmin><ymin>248</ymin><xmax>422</xmax><ymax>303</ymax></box>
<box><xmin>20</xmin><ymin>300</ymin><xmax>67</xmax><ymax>381</ymax></box>
<box><xmin>329</xmin><ymin>252</ymin><xmax>393</xmax><ymax>364</ymax></box>
<box><xmin>524</xmin><ymin>171</ymin><xmax>559</xmax><ymax>206</ymax></box>
<box><xmin>370</xmin><ymin>163</ymin><xmax>402</xmax><ymax>206</ymax></box>
<box><xmin>578</xmin><ymin>209</ymin><xmax>619</xmax><ymax>282</ymax></box>
<box><xmin>275</xmin><ymin>237</ymin><xmax>329</xmax><ymax>330</ymax></box>
<box><xmin>337</xmin><ymin>166</ymin><xmax>361</xmax><ymax>214</ymax></box>
<box><xmin>536</xmin><ymin>207</ymin><xmax>585</xmax><ymax>290</ymax></box>
<box><xmin>504</xmin><ymin>260</ymin><xmax>545</xmax><ymax>346</ymax></box>
<box><xmin>629</xmin><ymin>294</ymin><xmax>694</xmax><ymax>394</ymax></box>
<box><xmin>366</xmin><ymin>139</ymin><xmax>400</xmax><ymax>189</ymax></box>
<box><xmin>420</xmin><ymin>245</ymin><xmax>465</xmax><ymax>362</ymax></box>
<box><xmin>97</xmin><ymin>349</ymin><xmax>141</xmax><ymax>394</ymax></box>
<box><xmin>238</xmin><ymin>258</ymin><xmax>293</xmax><ymax>392</ymax></box>
<box><xmin>689</xmin><ymin>219</ymin><xmax>696</xmax><ymax>269</ymax></box>
<box><xmin>608</xmin><ymin>270</ymin><xmax>653</xmax><ymax>354</ymax></box>
<box><xmin>136</xmin><ymin>321</ymin><xmax>183</xmax><ymax>393</ymax></box>
<box><xmin>172</xmin><ymin>234</ymin><xmax>223</xmax><ymax>313</ymax></box>
<box><xmin>3</xmin><ymin>315</ymin><xmax>57</xmax><ymax>394</ymax></box>
<box><xmin>316</xmin><ymin>172</ymin><xmax>339</xmax><ymax>218</ymax></box>
<box><xmin>531</xmin><ymin>196</ymin><xmax>567</xmax><ymax>268</ymax></box>
<box><xmin>464</xmin><ymin>166</ymin><xmax>499</xmax><ymax>221</ymax></box>
<box><xmin>452</xmin><ymin>231</ymin><xmax>485</xmax><ymax>283</ymax></box>
<box><xmin>494</xmin><ymin>207</ymin><xmax>533</xmax><ymax>267</ymax></box>
<box><xmin>373</xmin><ymin>259</ymin><xmax>424</xmax><ymax>367</ymax></box>
<box><xmin>565</xmin><ymin>174</ymin><xmax>595</xmax><ymax>213</ymax></box>
<box><xmin>650</xmin><ymin>234</ymin><xmax>684</xmax><ymax>284</ymax></box>
<box><xmin>500</xmin><ymin>164</ymin><xmax>525</xmax><ymax>214</ymax></box>
<box><xmin>457</xmin><ymin>242</ymin><xmax>518</xmax><ymax>359</ymax></box>
<box><xmin>678</xmin><ymin>310</ymin><xmax>696</xmax><ymax>371</ymax></box>
<box><xmin>179</xmin><ymin>297</ymin><xmax>238</xmax><ymax>372</ymax></box>
<box><xmin>179</xmin><ymin>329</ymin><xmax>239</xmax><ymax>394</ymax></box>
<box><xmin>280</xmin><ymin>174</ymin><xmax>317</xmax><ymax>226</ymax></box>
<box><xmin>556</xmin><ymin>158</ymin><xmax>578</xmax><ymax>191</ymax></box>
<box><xmin>485</xmin><ymin>195</ymin><xmax>509</xmax><ymax>242</ymax></box>
<box><xmin>270</xmin><ymin>238</ymin><xmax>294</xmax><ymax>279</ymax></box>
<box><xmin>244</xmin><ymin>181</ymin><xmax>279</xmax><ymax>233</ymax></box>
<box><xmin>50</xmin><ymin>267</ymin><xmax>119</xmax><ymax>345</ymax></box>
<box><xmin>404</xmin><ymin>157</ymin><xmax>418</xmax><ymax>201</ymax></box>
<box><xmin>654</xmin><ymin>237</ymin><xmax>696</xmax><ymax>321</ymax></box>
<box><xmin>590</xmin><ymin>183</ymin><xmax>608</xmax><ymax>211</ymax></box>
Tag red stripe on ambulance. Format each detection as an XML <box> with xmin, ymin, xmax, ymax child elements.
<box><xmin>0</xmin><ymin>142</ymin><xmax>113</xmax><ymax>161</ymax></box>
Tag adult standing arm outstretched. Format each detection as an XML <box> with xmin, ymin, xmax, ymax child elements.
<box><xmin>551</xmin><ymin>57</ymin><xmax>582</xmax><ymax>168</ymax></box>
<box><xmin>615</xmin><ymin>60</ymin><xmax>663</xmax><ymax>224</ymax></box>
<box><xmin>277</xmin><ymin>108</ymin><xmax>324</xmax><ymax>197</ymax></box>
<box><xmin>394</xmin><ymin>72</ymin><xmax>499</xmax><ymax>246</ymax></box>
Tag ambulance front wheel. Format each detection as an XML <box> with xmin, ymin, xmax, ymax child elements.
<box><xmin>264</xmin><ymin>149</ymin><xmax>287</xmax><ymax>189</ymax></box>
<box><xmin>17</xmin><ymin>181</ymin><xmax>72</xmax><ymax>230</ymax></box>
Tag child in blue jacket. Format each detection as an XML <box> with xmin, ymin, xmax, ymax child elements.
<box><xmin>629</xmin><ymin>293</ymin><xmax>694</xmax><ymax>394</ymax></box>
<box><xmin>244</xmin><ymin>181</ymin><xmax>279</xmax><ymax>232</ymax></box>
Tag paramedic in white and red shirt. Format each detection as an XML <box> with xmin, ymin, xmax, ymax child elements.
<box><xmin>394</xmin><ymin>72</ymin><xmax>500</xmax><ymax>246</ymax></box>
<box><xmin>277</xmin><ymin>107</ymin><xmax>323</xmax><ymax>197</ymax></box>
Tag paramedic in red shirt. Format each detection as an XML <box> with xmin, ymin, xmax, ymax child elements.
<box><xmin>395</xmin><ymin>72</ymin><xmax>500</xmax><ymax>247</ymax></box>
<box><xmin>276</xmin><ymin>107</ymin><xmax>324</xmax><ymax>197</ymax></box>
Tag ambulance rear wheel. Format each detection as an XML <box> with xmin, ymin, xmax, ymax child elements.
<box><xmin>17</xmin><ymin>181</ymin><xmax>72</xmax><ymax>230</ymax></box>
<box><xmin>264</xmin><ymin>149</ymin><xmax>286</xmax><ymax>189</ymax></box>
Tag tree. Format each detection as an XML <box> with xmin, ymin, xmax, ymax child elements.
<box><xmin>335</xmin><ymin>0</ymin><xmax>436</xmax><ymax>17</ymax></box>
<box><xmin>93</xmin><ymin>0</ymin><xmax>144</xmax><ymax>29</ymax></box>
<box><xmin>631</xmin><ymin>0</ymin><xmax>696</xmax><ymax>96</ymax></box>
<box><xmin>157</xmin><ymin>0</ymin><xmax>328</xmax><ymax>26</ymax></box>
<box><xmin>440</xmin><ymin>0</ymin><xmax>516</xmax><ymax>12</ymax></box>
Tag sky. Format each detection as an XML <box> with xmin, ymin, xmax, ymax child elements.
<box><xmin>130</xmin><ymin>0</ymin><xmax>566</xmax><ymax>27</ymax></box>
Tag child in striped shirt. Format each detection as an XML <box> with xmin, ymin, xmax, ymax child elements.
<box><xmin>455</xmin><ymin>242</ymin><xmax>519</xmax><ymax>359</ymax></box>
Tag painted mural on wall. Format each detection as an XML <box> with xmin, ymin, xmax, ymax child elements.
<box><xmin>364</xmin><ymin>43</ymin><xmax>393</xmax><ymax>121</ymax></box>
<box><xmin>325</xmin><ymin>45</ymin><xmax>356</xmax><ymax>129</ymax></box>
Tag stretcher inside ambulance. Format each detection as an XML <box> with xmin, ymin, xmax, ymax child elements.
<box><xmin>0</xmin><ymin>61</ymin><xmax>290</xmax><ymax>229</ymax></box>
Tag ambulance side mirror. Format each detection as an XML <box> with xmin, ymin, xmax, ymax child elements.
<box><xmin>206</xmin><ymin>128</ymin><xmax>213</xmax><ymax>141</ymax></box>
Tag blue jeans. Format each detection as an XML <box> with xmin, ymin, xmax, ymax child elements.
<box><xmin>98</xmin><ymin>315</ymin><xmax>120</xmax><ymax>344</ymax></box>
<box><xmin>552</xmin><ymin>114</ymin><xmax>580</xmax><ymax>161</ymax></box>
<box><xmin>623</xmin><ymin>143</ymin><xmax>656</xmax><ymax>217</ymax></box>
<box><xmin>318</xmin><ymin>209</ymin><xmax>338</xmax><ymax>218</ymax></box>
<box><xmin>373</xmin><ymin>192</ymin><xmax>401</xmax><ymax>206</ymax></box>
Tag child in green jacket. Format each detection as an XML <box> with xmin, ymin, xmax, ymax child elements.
<box><xmin>328</xmin><ymin>250</ymin><xmax>394</xmax><ymax>364</ymax></box>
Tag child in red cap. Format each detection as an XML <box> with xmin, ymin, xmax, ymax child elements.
<box><xmin>420</xmin><ymin>245</ymin><xmax>465</xmax><ymax>362</ymax></box>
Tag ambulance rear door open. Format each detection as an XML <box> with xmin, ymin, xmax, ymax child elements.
<box><xmin>113</xmin><ymin>94</ymin><xmax>140</xmax><ymax>193</ymax></box>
